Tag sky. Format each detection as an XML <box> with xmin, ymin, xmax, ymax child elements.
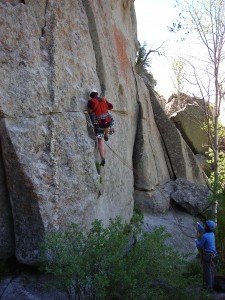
<box><xmin>134</xmin><ymin>0</ymin><xmax>225</xmax><ymax>124</ymax></box>
<box><xmin>134</xmin><ymin>0</ymin><xmax>180</xmax><ymax>98</ymax></box>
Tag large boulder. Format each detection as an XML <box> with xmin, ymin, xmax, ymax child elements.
<box><xmin>134</xmin><ymin>187</ymin><xmax>170</xmax><ymax>215</ymax></box>
<box><xmin>143</xmin><ymin>208</ymin><xmax>198</xmax><ymax>256</ymax></box>
<box><xmin>165</xmin><ymin>94</ymin><xmax>209</xmax><ymax>155</ymax></box>
<box><xmin>134</xmin><ymin>177</ymin><xmax>211</xmax><ymax>217</ymax></box>
<box><xmin>171</xmin><ymin>178</ymin><xmax>212</xmax><ymax>216</ymax></box>
<box><xmin>148</xmin><ymin>88</ymin><xmax>206</xmax><ymax>185</ymax></box>
<box><xmin>165</xmin><ymin>93</ymin><xmax>204</xmax><ymax>117</ymax></box>
<box><xmin>170</xmin><ymin>104</ymin><xmax>209</xmax><ymax>154</ymax></box>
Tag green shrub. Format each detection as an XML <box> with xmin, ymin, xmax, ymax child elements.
<box><xmin>39</xmin><ymin>217</ymin><xmax>210</xmax><ymax>300</ymax></box>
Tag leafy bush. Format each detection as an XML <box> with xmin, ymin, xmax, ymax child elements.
<box><xmin>135</xmin><ymin>41</ymin><xmax>157</xmax><ymax>87</ymax></box>
<box><xmin>204</xmin><ymin>121</ymin><xmax>225</xmax><ymax>267</ymax></box>
<box><xmin>39</xmin><ymin>217</ymin><xmax>210</xmax><ymax>300</ymax></box>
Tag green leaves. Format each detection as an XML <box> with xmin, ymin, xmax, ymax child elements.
<box><xmin>39</xmin><ymin>218</ymin><xmax>206</xmax><ymax>300</ymax></box>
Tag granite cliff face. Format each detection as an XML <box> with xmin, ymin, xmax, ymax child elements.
<box><xmin>0</xmin><ymin>0</ymin><xmax>206</xmax><ymax>265</ymax></box>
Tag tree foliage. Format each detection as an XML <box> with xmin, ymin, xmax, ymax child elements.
<box><xmin>171</xmin><ymin>58</ymin><xmax>186</xmax><ymax>102</ymax></box>
<box><xmin>135</xmin><ymin>41</ymin><xmax>165</xmax><ymax>87</ymax></box>
<box><xmin>170</xmin><ymin>0</ymin><xmax>225</xmax><ymax>199</ymax></box>
<box><xmin>206</xmin><ymin>122</ymin><xmax>225</xmax><ymax>262</ymax></box>
<box><xmin>135</xmin><ymin>41</ymin><xmax>151</xmax><ymax>75</ymax></box>
<box><xmin>39</xmin><ymin>216</ymin><xmax>209</xmax><ymax>300</ymax></box>
<box><xmin>169</xmin><ymin>0</ymin><xmax>225</xmax><ymax>266</ymax></box>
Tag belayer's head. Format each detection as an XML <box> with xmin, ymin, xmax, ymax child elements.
<box><xmin>90</xmin><ymin>89</ymin><xmax>98</xmax><ymax>98</ymax></box>
<box><xmin>205</xmin><ymin>220</ymin><xmax>216</xmax><ymax>232</ymax></box>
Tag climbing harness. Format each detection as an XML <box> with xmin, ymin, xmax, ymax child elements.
<box><xmin>201</xmin><ymin>250</ymin><xmax>217</xmax><ymax>276</ymax></box>
<box><xmin>94</xmin><ymin>113</ymin><xmax>115</xmax><ymax>139</ymax></box>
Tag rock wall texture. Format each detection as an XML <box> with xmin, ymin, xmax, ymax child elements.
<box><xmin>0</xmin><ymin>0</ymin><xmax>207</xmax><ymax>265</ymax></box>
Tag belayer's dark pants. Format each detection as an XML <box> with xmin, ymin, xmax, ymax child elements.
<box><xmin>202</xmin><ymin>252</ymin><xmax>216</xmax><ymax>291</ymax></box>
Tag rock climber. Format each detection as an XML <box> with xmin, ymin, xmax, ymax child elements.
<box><xmin>88</xmin><ymin>89</ymin><xmax>114</xmax><ymax>167</ymax></box>
<box><xmin>195</xmin><ymin>220</ymin><xmax>217</xmax><ymax>292</ymax></box>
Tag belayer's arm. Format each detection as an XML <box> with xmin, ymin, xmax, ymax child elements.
<box><xmin>197</xmin><ymin>222</ymin><xmax>206</xmax><ymax>233</ymax></box>
<box><xmin>195</xmin><ymin>234</ymin><xmax>206</xmax><ymax>248</ymax></box>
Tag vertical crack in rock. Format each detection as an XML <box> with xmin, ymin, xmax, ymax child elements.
<box><xmin>131</xmin><ymin>62</ymin><xmax>142</xmax><ymax>187</ymax></box>
<box><xmin>40</xmin><ymin>0</ymin><xmax>48</xmax><ymax>39</ymax></box>
<box><xmin>131</xmin><ymin>62</ymin><xmax>140</xmax><ymax>104</ymax></box>
<box><xmin>0</xmin><ymin>132</ymin><xmax>15</xmax><ymax>259</ymax></box>
<box><xmin>82</xmin><ymin>0</ymin><xmax>106</xmax><ymax>96</ymax></box>
<box><xmin>48</xmin><ymin>116</ymin><xmax>60</xmax><ymax>207</ymax></box>
<box><xmin>159</xmin><ymin>136</ymin><xmax>175</xmax><ymax>180</ymax></box>
<box><xmin>133</xmin><ymin>103</ymin><xmax>145</xmax><ymax>188</ymax></box>
<box><xmin>40</xmin><ymin>0</ymin><xmax>56</xmax><ymax>106</ymax></box>
<box><xmin>40</xmin><ymin>2</ymin><xmax>60</xmax><ymax>212</ymax></box>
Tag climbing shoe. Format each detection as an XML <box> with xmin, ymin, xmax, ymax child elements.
<box><xmin>100</xmin><ymin>159</ymin><xmax>105</xmax><ymax>167</ymax></box>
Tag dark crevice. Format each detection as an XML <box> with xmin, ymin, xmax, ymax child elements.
<box><xmin>134</xmin><ymin>186</ymin><xmax>152</xmax><ymax>192</ymax></box>
<box><xmin>0</xmin><ymin>256</ymin><xmax>41</xmax><ymax>297</ymax></box>
<box><xmin>40</xmin><ymin>0</ymin><xmax>48</xmax><ymax>39</ymax></box>
<box><xmin>131</xmin><ymin>61</ymin><xmax>140</xmax><ymax>105</ymax></box>
<box><xmin>132</xmin><ymin>104</ymin><xmax>146</xmax><ymax>184</ymax></box>
<box><xmin>170</xmin><ymin>199</ymin><xmax>190</xmax><ymax>214</ymax></box>
<box><xmin>40</xmin><ymin>0</ymin><xmax>56</xmax><ymax>105</ymax></box>
<box><xmin>0</xmin><ymin>255</ymin><xmax>39</xmax><ymax>278</ymax></box>
<box><xmin>131</xmin><ymin>61</ymin><xmax>142</xmax><ymax>188</ymax></box>
<box><xmin>160</xmin><ymin>135</ymin><xmax>176</xmax><ymax>180</ymax></box>
<box><xmin>0</xmin><ymin>0</ymin><xmax>25</xmax><ymax>6</ymax></box>
<box><xmin>41</xmin><ymin>27</ymin><xmax>45</xmax><ymax>38</ymax></box>
<box><xmin>38</xmin><ymin>0</ymin><xmax>56</xmax><ymax>107</ymax></box>
<box><xmin>0</xmin><ymin>132</ymin><xmax>15</xmax><ymax>257</ymax></box>
<box><xmin>82</xmin><ymin>0</ymin><xmax>106</xmax><ymax>97</ymax></box>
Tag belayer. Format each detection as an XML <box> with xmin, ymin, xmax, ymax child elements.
<box><xmin>88</xmin><ymin>89</ymin><xmax>114</xmax><ymax>167</ymax></box>
<box><xmin>195</xmin><ymin>220</ymin><xmax>217</xmax><ymax>292</ymax></box>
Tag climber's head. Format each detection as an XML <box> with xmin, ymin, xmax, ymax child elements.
<box><xmin>205</xmin><ymin>220</ymin><xmax>216</xmax><ymax>232</ymax></box>
<box><xmin>90</xmin><ymin>89</ymin><xmax>98</xmax><ymax>98</ymax></box>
